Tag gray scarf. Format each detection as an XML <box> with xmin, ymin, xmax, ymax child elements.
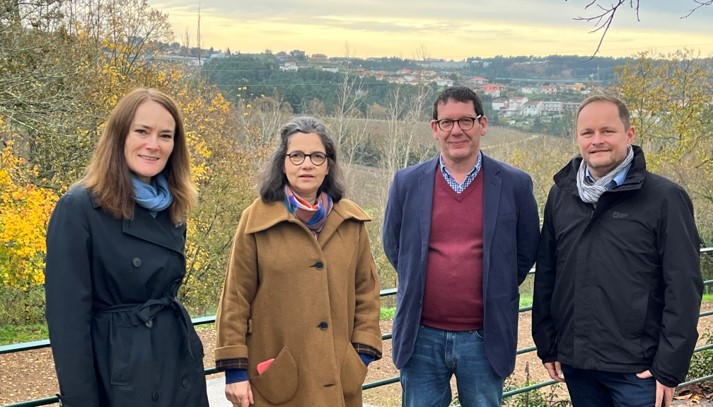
<box><xmin>576</xmin><ymin>146</ymin><xmax>634</xmax><ymax>204</ymax></box>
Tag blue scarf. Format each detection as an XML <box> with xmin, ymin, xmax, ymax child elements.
<box><xmin>132</xmin><ymin>173</ymin><xmax>173</xmax><ymax>216</ymax></box>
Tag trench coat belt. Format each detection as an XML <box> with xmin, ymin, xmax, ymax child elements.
<box><xmin>96</xmin><ymin>296</ymin><xmax>196</xmax><ymax>360</ymax></box>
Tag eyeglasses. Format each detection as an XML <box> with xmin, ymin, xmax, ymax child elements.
<box><xmin>285</xmin><ymin>151</ymin><xmax>328</xmax><ymax>166</ymax></box>
<box><xmin>434</xmin><ymin>115</ymin><xmax>482</xmax><ymax>132</ymax></box>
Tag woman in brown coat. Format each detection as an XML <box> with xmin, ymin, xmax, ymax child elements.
<box><xmin>215</xmin><ymin>116</ymin><xmax>382</xmax><ymax>407</ymax></box>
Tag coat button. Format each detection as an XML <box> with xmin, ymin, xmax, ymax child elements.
<box><xmin>314</xmin><ymin>261</ymin><xmax>324</xmax><ymax>270</ymax></box>
<box><xmin>151</xmin><ymin>391</ymin><xmax>159</xmax><ymax>402</ymax></box>
<box><xmin>145</xmin><ymin>320</ymin><xmax>153</xmax><ymax>328</ymax></box>
<box><xmin>182</xmin><ymin>377</ymin><xmax>190</xmax><ymax>389</ymax></box>
<box><xmin>318</xmin><ymin>321</ymin><xmax>328</xmax><ymax>330</ymax></box>
<box><xmin>132</xmin><ymin>257</ymin><xmax>142</xmax><ymax>267</ymax></box>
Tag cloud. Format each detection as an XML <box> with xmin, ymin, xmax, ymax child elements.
<box><xmin>153</xmin><ymin>0</ymin><xmax>713</xmax><ymax>59</ymax></box>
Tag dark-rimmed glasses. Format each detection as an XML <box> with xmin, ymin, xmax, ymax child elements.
<box><xmin>434</xmin><ymin>115</ymin><xmax>482</xmax><ymax>132</ymax></box>
<box><xmin>285</xmin><ymin>151</ymin><xmax>328</xmax><ymax>166</ymax></box>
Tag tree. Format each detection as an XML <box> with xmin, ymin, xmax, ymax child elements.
<box><xmin>571</xmin><ymin>0</ymin><xmax>713</xmax><ymax>56</ymax></box>
<box><xmin>614</xmin><ymin>49</ymin><xmax>713</xmax><ymax>242</ymax></box>
<box><xmin>1</xmin><ymin>0</ymin><xmax>177</xmax><ymax>189</ymax></box>
<box><xmin>61</xmin><ymin>0</ymin><xmax>173</xmax><ymax>77</ymax></box>
<box><xmin>0</xmin><ymin>141</ymin><xmax>58</xmax><ymax>289</ymax></box>
<box><xmin>379</xmin><ymin>84</ymin><xmax>434</xmax><ymax>176</ymax></box>
<box><xmin>169</xmin><ymin>85</ymin><xmax>267</xmax><ymax>315</ymax></box>
<box><xmin>331</xmin><ymin>63</ymin><xmax>369</xmax><ymax>170</ymax></box>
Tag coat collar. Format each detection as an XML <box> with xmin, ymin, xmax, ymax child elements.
<box><xmin>122</xmin><ymin>207</ymin><xmax>185</xmax><ymax>254</ymax></box>
<box><xmin>243</xmin><ymin>197</ymin><xmax>370</xmax><ymax>239</ymax></box>
<box><xmin>86</xmin><ymin>190</ymin><xmax>185</xmax><ymax>254</ymax></box>
<box><xmin>554</xmin><ymin>144</ymin><xmax>647</xmax><ymax>191</ymax></box>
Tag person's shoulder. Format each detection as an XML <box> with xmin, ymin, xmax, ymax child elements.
<box><xmin>394</xmin><ymin>157</ymin><xmax>438</xmax><ymax>179</ymax></box>
<box><xmin>643</xmin><ymin>172</ymin><xmax>692</xmax><ymax>199</ymax></box>
<box><xmin>56</xmin><ymin>184</ymin><xmax>93</xmax><ymax>209</ymax></box>
<box><xmin>241</xmin><ymin>196</ymin><xmax>266</xmax><ymax>214</ymax></box>
<box><xmin>484</xmin><ymin>155</ymin><xmax>531</xmax><ymax>180</ymax></box>
<box><xmin>240</xmin><ymin>197</ymin><xmax>291</xmax><ymax>233</ymax></box>
<box><xmin>645</xmin><ymin>171</ymin><xmax>681</xmax><ymax>186</ymax></box>
<box><xmin>334</xmin><ymin>199</ymin><xmax>370</xmax><ymax>222</ymax></box>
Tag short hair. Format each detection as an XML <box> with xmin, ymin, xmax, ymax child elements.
<box><xmin>258</xmin><ymin>116</ymin><xmax>346</xmax><ymax>202</ymax></box>
<box><xmin>80</xmin><ymin>87</ymin><xmax>197</xmax><ymax>223</ymax></box>
<box><xmin>576</xmin><ymin>94</ymin><xmax>631</xmax><ymax>130</ymax></box>
<box><xmin>432</xmin><ymin>86</ymin><xmax>485</xmax><ymax>120</ymax></box>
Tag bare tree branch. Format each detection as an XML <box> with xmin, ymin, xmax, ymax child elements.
<box><xmin>571</xmin><ymin>0</ymin><xmax>712</xmax><ymax>58</ymax></box>
<box><xmin>571</xmin><ymin>0</ymin><xmax>632</xmax><ymax>58</ymax></box>
<box><xmin>683</xmin><ymin>0</ymin><xmax>713</xmax><ymax>18</ymax></box>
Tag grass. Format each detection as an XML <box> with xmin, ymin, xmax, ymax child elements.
<box><xmin>0</xmin><ymin>324</ymin><xmax>48</xmax><ymax>346</ymax></box>
<box><xmin>703</xmin><ymin>293</ymin><xmax>713</xmax><ymax>303</ymax></box>
<box><xmin>520</xmin><ymin>295</ymin><xmax>533</xmax><ymax>308</ymax></box>
<box><xmin>380</xmin><ymin>307</ymin><xmax>395</xmax><ymax>320</ymax></box>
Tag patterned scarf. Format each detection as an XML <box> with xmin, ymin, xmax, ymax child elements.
<box><xmin>576</xmin><ymin>146</ymin><xmax>634</xmax><ymax>204</ymax></box>
<box><xmin>132</xmin><ymin>173</ymin><xmax>173</xmax><ymax>216</ymax></box>
<box><xmin>283</xmin><ymin>185</ymin><xmax>333</xmax><ymax>236</ymax></box>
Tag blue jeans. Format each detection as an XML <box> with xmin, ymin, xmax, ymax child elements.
<box><xmin>562</xmin><ymin>364</ymin><xmax>656</xmax><ymax>407</ymax></box>
<box><xmin>400</xmin><ymin>325</ymin><xmax>503</xmax><ymax>407</ymax></box>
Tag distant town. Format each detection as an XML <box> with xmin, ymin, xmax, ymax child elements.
<box><xmin>155</xmin><ymin>44</ymin><xmax>639</xmax><ymax>133</ymax></box>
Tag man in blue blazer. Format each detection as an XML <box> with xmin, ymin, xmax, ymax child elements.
<box><xmin>383</xmin><ymin>86</ymin><xmax>540</xmax><ymax>407</ymax></box>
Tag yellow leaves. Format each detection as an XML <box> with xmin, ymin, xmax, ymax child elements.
<box><xmin>0</xmin><ymin>144</ymin><xmax>59</xmax><ymax>289</ymax></box>
<box><xmin>615</xmin><ymin>49</ymin><xmax>713</xmax><ymax>235</ymax></box>
<box><xmin>208</xmin><ymin>93</ymin><xmax>231</xmax><ymax>114</ymax></box>
<box><xmin>185</xmin><ymin>130</ymin><xmax>211</xmax><ymax>187</ymax></box>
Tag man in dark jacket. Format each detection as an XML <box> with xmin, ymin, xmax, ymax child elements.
<box><xmin>532</xmin><ymin>94</ymin><xmax>703</xmax><ymax>407</ymax></box>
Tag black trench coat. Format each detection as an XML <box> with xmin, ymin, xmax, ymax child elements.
<box><xmin>45</xmin><ymin>186</ymin><xmax>208</xmax><ymax>407</ymax></box>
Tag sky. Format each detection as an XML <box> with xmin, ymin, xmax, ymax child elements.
<box><xmin>150</xmin><ymin>0</ymin><xmax>713</xmax><ymax>60</ymax></box>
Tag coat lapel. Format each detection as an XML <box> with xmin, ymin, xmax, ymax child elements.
<box><xmin>122</xmin><ymin>207</ymin><xmax>185</xmax><ymax>254</ymax></box>
<box><xmin>482</xmin><ymin>155</ymin><xmax>502</xmax><ymax>298</ymax></box>
<box><xmin>418</xmin><ymin>159</ymin><xmax>437</xmax><ymax>269</ymax></box>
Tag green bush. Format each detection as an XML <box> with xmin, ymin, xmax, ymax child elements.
<box><xmin>503</xmin><ymin>381</ymin><xmax>569</xmax><ymax>407</ymax></box>
<box><xmin>686</xmin><ymin>332</ymin><xmax>713</xmax><ymax>381</ymax></box>
<box><xmin>0</xmin><ymin>284</ymin><xmax>46</xmax><ymax>327</ymax></box>
<box><xmin>502</xmin><ymin>363</ymin><xmax>570</xmax><ymax>407</ymax></box>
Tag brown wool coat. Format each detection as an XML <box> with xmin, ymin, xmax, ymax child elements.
<box><xmin>215</xmin><ymin>198</ymin><xmax>382</xmax><ymax>407</ymax></box>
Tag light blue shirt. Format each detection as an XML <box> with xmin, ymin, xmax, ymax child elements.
<box><xmin>438</xmin><ymin>152</ymin><xmax>482</xmax><ymax>194</ymax></box>
<box><xmin>585</xmin><ymin>162</ymin><xmax>632</xmax><ymax>190</ymax></box>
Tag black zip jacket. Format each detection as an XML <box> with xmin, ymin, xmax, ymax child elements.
<box><xmin>532</xmin><ymin>146</ymin><xmax>703</xmax><ymax>387</ymax></box>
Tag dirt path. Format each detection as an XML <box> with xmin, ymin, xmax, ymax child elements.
<box><xmin>2</xmin><ymin>305</ymin><xmax>712</xmax><ymax>406</ymax></box>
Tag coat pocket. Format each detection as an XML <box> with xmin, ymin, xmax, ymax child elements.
<box><xmin>340</xmin><ymin>343</ymin><xmax>368</xmax><ymax>397</ymax></box>
<box><xmin>109</xmin><ymin>324</ymin><xmax>132</xmax><ymax>385</ymax></box>
<box><xmin>251</xmin><ymin>346</ymin><xmax>298</xmax><ymax>404</ymax></box>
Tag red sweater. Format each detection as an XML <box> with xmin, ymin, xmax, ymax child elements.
<box><xmin>421</xmin><ymin>170</ymin><xmax>484</xmax><ymax>331</ymax></box>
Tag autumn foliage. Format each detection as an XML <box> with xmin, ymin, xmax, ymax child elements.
<box><xmin>0</xmin><ymin>141</ymin><xmax>58</xmax><ymax>289</ymax></box>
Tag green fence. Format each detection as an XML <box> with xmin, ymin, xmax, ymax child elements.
<box><xmin>2</xmin><ymin>248</ymin><xmax>712</xmax><ymax>407</ymax></box>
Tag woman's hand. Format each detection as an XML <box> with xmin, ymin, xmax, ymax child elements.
<box><xmin>225</xmin><ymin>381</ymin><xmax>254</xmax><ymax>407</ymax></box>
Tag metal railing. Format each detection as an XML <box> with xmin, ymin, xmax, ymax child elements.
<box><xmin>1</xmin><ymin>249</ymin><xmax>712</xmax><ymax>407</ymax></box>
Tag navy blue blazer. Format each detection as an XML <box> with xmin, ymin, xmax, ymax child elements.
<box><xmin>382</xmin><ymin>154</ymin><xmax>540</xmax><ymax>377</ymax></box>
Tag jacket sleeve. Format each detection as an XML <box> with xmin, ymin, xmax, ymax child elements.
<box><xmin>516</xmin><ymin>174</ymin><xmax>540</xmax><ymax>286</ymax></box>
<box><xmin>382</xmin><ymin>172</ymin><xmax>402</xmax><ymax>270</ymax></box>
<box><xmin>650</xmin><ymin>187</ymin><xmax>703</xmax><ymax>387</ymax></box>
<box><xmin>350</xmin><ymin>223</ymin><xmax>383</xmax><ymax>354</ymax></box>
<box><xmin>214</xmin><ymin>210</ymin><xmax>257</xmax><ymax>365</ymax></box>
<box><xmin>44</xmin><ymin>191</ymin><xmax>101</xmax><ymax>407</ymax></box>
<box><xmin>532</xmin><ymin>187</ymin><xmax>559</xmax><ymax>363</ymax></box>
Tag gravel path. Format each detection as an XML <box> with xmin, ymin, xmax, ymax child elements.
<box><xmin>2</xmin><ymin>307</ymin><xmax>711</xmax><ymax>406</ymax></box>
